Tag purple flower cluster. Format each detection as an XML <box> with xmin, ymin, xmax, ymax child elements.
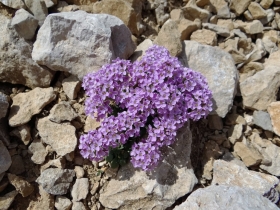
<box><xmin>79</xmin><ymin>45</ymin><xmax>212</xmax><ymax>170</ymax></box>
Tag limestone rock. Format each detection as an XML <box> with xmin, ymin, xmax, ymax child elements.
<box><xmin>37</xmin><ymin>117</ymin><xmax>77</xmax><ymax>157</ymax></box>
<box><xmin>182</xmin><ymin>0</ymin><xmax>210</xmax><ymax>23</ymax></box>
<box><xmin>248</xmin><ymin>2</ymin><xmax>267</xmax><ymax>19</ymax></box>
<box><xmin>212</xmin><ymin>160</ymin><xmax>279</xmax><ymax>203</ymax></box>
<box><xmin>49</xmin><ymin>102</ymin><xmax>78</xmax><ymax>123</ymax></box>
<box><xmin>28</xmin><ymin>139</ymin><xmax>48</xmax><ymax>164</ymax></box>
<box><xmin>0</xmin><ymin>0</ymin><xmax>25</xmax><ymax>9</ymax></box>
<box><xmin>44</xmin><ymin>0</ymin><xmax>58</xmax><ymax>8</ymax></box>
<box><xmin>8</xmin><ymin>155</ymin><xmax>25</xmax><ymax>175</ymax></box>
<box><xmin>9</xmin><ymin>87</ymin><xmax>56</xmax><ymax>127</ymax></box>
<box><xmin>0</xmin><ymin>93</ymin><xmax>9</xmax><ymax>119</ymax></box>
<box><xmin>177</xmin><ymin>18</ymin><xmax>199</xmax><ymax>40</ymax></box>
<box><xmin>7</xmin><ymin>173</ymin><xmax>34</xmax><ymax>197</ymax></box>
<box><xmin>55</xmin><ymin>196</ymin><xmax>72</xmax><ymax>210</ymax></box>
<box><xmin>24</xmin><ymin>0</ymin><xmax>48</xmax><ymax>26</ymax></box>
<box><xmin>10</xmin><ymin>124</ymin><xmax>31</xmax><ymax>145</ymax></box>
<box><xmin>72</xmin><ymin>202</ymin><xmax>86</xmax><ymax>210</ymax></box>
<box><xmin>27</xmin><ymin>185</ymin><xmax>55</xmax><ymax>210</ymax></box>
<box><xmin>253</xmin><ymin>110</ymin><xmax>274</xmax><ymax>132</ymax></box>
<box><xmin>268</xmin><ymin>102</ymin><xmax>280</xmax><ymax>136</ymax></box>
<box><xmin>180</xmin><ymin>41</ymin><xmax>238</xmax><ymax>118</ymax></box>
<box><xmin>62</xmin><ymin>75</ymin><xmax>81</xmax><ymax>100</ymax></box>
<box><xmin>264</xmin><ymin>50</ymin><xmax>280</xmax><ymax>68</ymax></box>
<box><xmin>190</xmin><ymin>29</ymin><xmax>217</xmax><ymax>46</ymax></box>
<box><xmin>36</xmin><ymin>168</ymin><xmax>75</xmax><ymax>195</ymax></box>
<box><xmin>236</xmin><ymin>20</ymin><xmax>264</xmax><ymax>34</ymax></box>
<box><xmin>260</xmin><ymin>142</ymin><xmax>280</xmax><ymax>176</ymax></box>
<box><xmin>129</xmin><ymin>39</ymin><xmax>153</xmax><ymax>62</ymax></box>
<box><xmin>0</xmin><ymin>141</ymin><xmax>11</xmax><ymax>174</ymax></box>
<box><xmin>154</xmin><ymin>19</ymin><xmax>182</xmax><ymax>56</ymax></box>
<box><xmin>40</xmin><ymin>157</ymin><xmax>66</xmax><ymax>172</ymax></box>
<box><xmin>202</xmin><ymin>23</ymin><xmax>230</xmax><ymax>37</ymax></box>
<box><xmin>260</xmin><ymin>0</ymin><xmax>273</xmax><ymax>9</ymax></box>
<box><xmin>0</xmin><ymin>14</ymin><xmax>54</xmax><ymax>88</ymax></box>
<box><xmin>11</xmin><ymin>9</ymin><xmax>38</xmax><ymax>40</ymax></box>
<box><xmin>74</xmin><ymin>166</ymin><xmax>84</xmax><ymax>179</ymax></box>
<box><xmin>0</xmin><ymin>190</ymin><xmax>18</xmax><ymax>210</ymax></box>
<box><xmin>228</xmin><ymin>124</ymin><xmax>243</xmax><ymax>144</ymax></box>
<box><xmin>229</xmin><ymin>0</ymin><xmax>251</xmax><ymax>16</ymax></box>
<box><xmin>84</xmin><ymin>116</ymin><xmax>100</xmax><ymax>133</ymax></box>
<box><xmin>32</xmin><ymin>11</ymin><xmax>136</xmax><ymax>80</ymax></box>
<box><xmin>175</xmin><ymin>185</ymin><xmax>278</xmax><ymax>210</ymax></box>
<box><xmin>99</xmin><ymin>124</ymin><xmax>197</xmax><ymax>210</ymax></box>
<box><xmin>71</xmin><ymin>178</ymin><xmax>89</xmax><ymax>201</ymax></box>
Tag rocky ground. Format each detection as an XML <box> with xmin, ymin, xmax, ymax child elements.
<box><xmin>0</xmin><ymin>0</ymin><xmax>280</xmax><ymax>209</ymax></box>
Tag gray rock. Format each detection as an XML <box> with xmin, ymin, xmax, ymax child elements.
<box><xmin>154</xmin><ymin>0</ymin><xmax>169</xmax><ymax>26</ymax></box>
<box><xmin>0</xmin><ymin>93</ymin><xmax>9</xmax><ymax>119</ymax></box>
<box><xmin>228</xmin><ymin>124</ymin><xmax>243</xmax><ymax>144</ymax></box>
<box><xmin>202</xmin><ymin>23</ymin><xmax>230</xmax><ymax>37</ymax></box>
<box><xmin>9</xmin><ymin>87</ymin><xmax>56</xmax><ymax>127</ymax></box>
<box><xmin>212</xmin><ymin>160</ymin><xmax>279</xmax><ymax>203</ymax></box>
<box><xmin>260</xmin><ymin>142</ymin><xmax>280</xmax><ymax>176</ymax></box>
<box><xmin>0</xmin><ymin>190</ymin><xmax>18</xmax><ymax>210</ymax></box>
<box><xmin>174</xmin><ymin>185</ymin><xmax>278</xmax><ymax>210</ymax></box>
<box><xmin>28</xmin><ymin>139</ymin><xmax>48</xmax><ymax>164</ymax></box>
<box><xmin>36</xmin><ymin>168</ymin><xmax>75</xmax><ymax>195</ymax></box>
<box><xmin>99</xmin><ymin>124</ymin><xmax>197</xmax><ymax>210</ymax></box>
<box><xmin>71</xmin><ymin>178</ymin><xmax>89</xmax><ymax>201</ymax></box>
<box><xmin>0</xmin><ymin>0</ymin><xmax>25</xmax><ymax>9</ymax></box>
<box><xmin>48</xmin><ymin>101</ymin><xmax>78</xmax><ymax>123</ymax></box>
<box><xmin>0</xmin><ymin>14</ymin><xmax>54</xmax><ymax>89</ymax></box>
<box><xmin>32</xmin><ymin>11</ymin><xmax>136</xmax><ymax>80</ymax></box>
<box><xmin>253</xmin><ymin>110</ymin><xmax>274</xmax><ymax>132</ymax></box>
<box><xmin>8</xmin><ymin>155</ymin><xmax>25</xmax><ymax>175</ymax></box>
<box><xmin>24</xmin><ymin>0</ymin><xmax>48</xmax><ymax>26</ymax></box>
<box><xmin>62</xmin><ymin>75</ymin><xmax>81</xmax><ymax>100</ymax></box>
<box><xmin>7</xmin><ymin>173</ymin><xmax>34</xmax><ymax>197</ymax></box>
<box><xmin>11</xmin><ymin>9</ymin><xmax>38</xmax><ymax>40</ymax></box>
<box><xmin>180</xmin><ymin>41</ymin><xmax>238</xmax><ymax>118</ymax></box>
<box><xmin>55</xmin><ymin>196</ymin><xmax>72</xmax><ymax>210</ymax></box>
<box><xmin>0</xmin><ymin>140</ymin><xmax>11</xmax><ymax>174</ymax></box>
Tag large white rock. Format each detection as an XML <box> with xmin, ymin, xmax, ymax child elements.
<box><xmin>180</xmin><ymin>41</ymin><xmax>238</xmax><ymax>117</ymax></box>
<box><xmin>99</xmin><ymin>124</ymin><xmax>197</xmax><ymax>210</ymax></box>
<box><xmin>32</xmin><ymin>11</ymin><xmax>136</xmax><ymax>80</ymax></box>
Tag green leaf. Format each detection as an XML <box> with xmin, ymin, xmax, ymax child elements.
<box><xmin>105</xmin><ymin>154</ymin><xmax>114</xmax><ymax>162</ymax></box>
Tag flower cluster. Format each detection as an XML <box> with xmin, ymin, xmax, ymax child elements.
<box><xmin>79</xmin><ymin>45</ymin><xmax>212</xmax><ymax>170</ymax></box>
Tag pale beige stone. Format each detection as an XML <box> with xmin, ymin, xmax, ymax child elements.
<box><xmin>267</xmin><ymin>102</ymin><xmax>280</xmax><ymax>136</ymax></box>
<box><xmin>190</xmin><ymin>29</ymin><xmax>217</xmax><ymax>46</ymax></box>
<box><xmin>28</xmin><ymin>139</ymin><xmax>48</xmax><ymax>164</ymax></box>
<box><xmin>48</xmin><ymin>101</ymin><xmax>78</xmax><ymax>123</ymax></box>
<box><xmin>129</xmin><ymin>39</ymin><xmax>153</xmax><ymax>62</ymax></box>
<box><xmin>8</xmin><ymin>174</ymin><xmax>34</xmax><ymax>197</ymax></box>
<box><xmin>170</xmin><ymin>9</ymin><xmax>184</xmax><ymax>22</ymax></box>
<box><xmin>240</xmin><ymin>62</ymin><xmax>264</xmax><ymax>73</ymax></box>
<box><xmin>202</xmin><ymin>23</ymin><xmax>230</xmax><ymax>37</ymax></box>
<box><xmin>27</xmin><ymin>186</ymin><xmax>54</xmax><ymax>210</ymax></box>
<box><xmin>0</xmin><ymin>191</ymin><xmax>18</xmax><ymax>210</ymax></box>
<box><xmin>10</xmin><ymin>124</ymin><xmax>31</xmax><ymax>145</ymax></box>
<box><xmin>228</xmin><ymin>124</ymin><xmax>243</xmax><ymax>144</ymax></box>
<box><xmin>74</xmin><ymin>166</ymin><xmax>84</xmax><ymax>179</ymax></box>
<box><xmin>230</xmin><ymin>0</ymin><xmax>252</xmax><ymax>16</ymax></box>
<box><xmin>178</xmin><ymin>18</ymin><xmax>199</xmax><ymax>40</ymax></box>
<box><xmin>71</xmin><ymin>178</ymin><xmax>89</xmax><ymax>201</ymax></box>
<box><xmin>55</xmin><ymin>195</ymin><xmax>72</xmax><ymax>210</ymax></box>
<box><xmin>84</xmin><ymin>116</ymin><xmax>101</xmax><ymax>133</ymax></box>
<box><xmin>248</xmin><ymin>2</ymin><xmax>267</xmax><ymax>19</ymax></box>
<box><xmin>260</xmin><ymin>0</ymin><xmax>273</xmax><ymax>9</ymax></box>
<box><xmin>182</xmin><ymin>0</ymin><xmax>210</xmax><ymax>22</ymax></box>
<box><xmin>217</xmin><ymin>19</ymin><xmax>234</xmax><ymax>31</ymax></box>
<box><xmin>62</xmin><ymin>75</ymin><xmax>81</xmax><ymax>100</ymax></box>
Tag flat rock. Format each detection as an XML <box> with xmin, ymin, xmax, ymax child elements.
<box><xmin>229</xmin><ymin>0</ymin><xmax>251</xmax><ymax>16</ymax></box>
<box><xmin>49</xmin><ymin>101</ymin><xmax>78</xmax><ymax>123</ymax></box>
<box><xmin>212</xmin><ymin>160</ymin><xmax>279</xmax><ymax>203</ymax></box>
<box><xmin>0</xmin><ymin>190</ymin><xmax>18</xmax><ymax>210</ymax></box>
<box><xmin>71</xmin><ymin>178</ymin><xmax>89</xmax><ymax>201</ymax></box>
<box><xmin>0</xmin><ymin>140</ymin><xmax>11</xmax><ymax>174</ymax></box>
<box><xmin>0</xmin><ymin>0</ymin><xmax>25</xmax><ymax>9</ymax></box>
<box><xmin>228</xmin><ymin>124</ymin><xmax>243</xmax><ymax>144</ymax></box>
<box><xmin>260</xmin><ymin>142</ymin><xmax>280</xmax><ymax>176</ymax></box>
<box><xmin>0</xmin><ymin>14</ymin><xmax>54</xmax><ymax>88</ymax></box>
<box><xmin>260</xmin><ymin>0</ymin><xmax>273</xmax><ymax>9</ymax></box>
<box><xmin>62</xmin><ymin>75</ymin><xmax>81</xmax><ymax>100</ymax></box>
<box><xmin>9</xmin><ymin>87</ymin><xmax>56</xmax><ymax>127</ymax></box>
<box><xmin>72</xmin><ymin>202</ymin><xmax>86</xmax><ymax>210</ymax></box>
<box><xmin>55</xmin><ymin>196</ymin><xmax>72</xmax><ymax>210</ymax></box>
<box><xmin>0</xmin><ymin>93</ymin><xmax>9</xmax><ymax>119</ymax></box>
<box><xmin>24</xmin><ymin>0</ymin><xmax>48</xmax><ymax>26</ymax></box>
<box><xmin>180</xmin><ymin>41</ymin><xmax>238</xmax><ymax>118</ymax></box>
<box><xmin>190</xmin><ymin>29</ymin><xmax>217</xmax><ymax>46</ymax></box>
<box><xmin>32</xmin><ymin>11</ymin><xmax>136</xmax><ymax>80</ymax></box>
<box><xmin>27</xmin><ymin>185</ymin><xmax>54</xmax><ymax>210</ymax></box>
<box><xmin>174</xmin><ymin>185</ymin><xmax>278</xmax><ymax>210</ymax></box>
<box><xmin>8</xmin><ymin>155</ymin><xmax>25</xmax><ymax>175</ymax></box>
<box><xmin>177</xmin><ymin>18</ymin><xmax>199</xmax><ymax>40</ymax></box>
<box><xmin>36</xmin><ymin>168</ymin><xmax>75</xmax><ymax>195</ymax></box>
<box><xmin>248</xmin><ymin>2</ymin><xmax>267</xmax><ymax>19</ymax></box>
<box><xmin>268</xmin><ymin>102</ymin><xmax>280</xmax><ymax>136</ymax></box>
<box><xmin>28</xmin><ymin>139</ymin><xmax>48</xmax><ymax>164</ymax></box>
<box><xmin>253</xmin><ymin>110</ymin><xmax>274</xmax><ymax>132</ymax></box>
<box><xmin>182</xmin><ymin>0</ymin><xmax>210</xmax><ymax>23</ymax></box>
<box><xmin>129</xmin><ymin>39</ymin><xmax>153</xmax><ymax>62</ymax></box>
<box><xmin>99</xmin><ymin>124</ymin><xmax>197</xmax><ymax>210</ymax></box>
<box><xmin>202</xmin><ymin>23</ymin><xmax>230</xmax><ymax>37</ymax></box>
<box><xmin>37</xmin><ymin>117</ymin><xmax>77</xmax><ymax>157</ymax></box>
<box><xmin>7</xmin><ymin>173</ymin><xmax>34</xmax><ymax>197</ymax></box>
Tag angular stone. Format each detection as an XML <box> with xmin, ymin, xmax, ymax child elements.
<box><xmin>228</xmin><ymin>124</ymin><xmax>243</xmax><ymax>144</ymax></box>
<box><xmin>11</xmin><ymin>9</ymin><xmax>38</xmax><ymax>40</ymax></box>
<box><xmin>28</xmin><ymin>139</ymin><xmax>48</xmax><ymax>164</ymax></box>
<box><xmin>260</xmin><ymin>142</ymin><xmax>280</xmax><ymax>176</ymax></box>
<box><xmin>62</xmin><ymin>75</ymin><xmax>81</xmax><ymax>100</ymax></box>
<box><xmin>190</xmin><ymin>29</ymin><xmax>217</xmax><ymax>46</ymax></box>
<box><xmin>49</xmin><ymin>101</ymin><xmax>78</xmax><ymax>123</ymax></box>
<box><xmin>10</xmin><ymin>124</ymin><xmax>31</xmax><ymax>145</ymax></box>
<box><xmin>182</xmin><ymin>0</ymin><xmax>210</xmax><ymax>23</ymax></box>
<box><xmin>74</xmin><ymin>166</ymin><xmax>84</xmax><ymax>179</ymax></box>
<box><xmin>253</xmin><ymin>110</ymin><xmax>273</xmax><ymax>132</ymax></box>
<box><xmin>262</xmin><ymin>37</ymin><xmax>278</xmax><ymax>54</ymax></box>
<box><xmin>40</xmin><ymin>157</ymin><xmax>66</xmax><ymax>172</ymax></box>
<box><xmin>268</xmin><ymin>102</ymin><xmax>280</xmax><ymax>136</ymax></box>
<box><xmin>7</xmin><ymin>173</ymin><xmax>34</xmax><ymax>197</ymax></box>
<box><xmin>72</xmin><ymin>202</ymin><xmax>86</xmax><ymax>210</ymax></box>
<box><xmin>129</xmin><ymin>39</ymin><xmax>153</xmax><ymax>62</ymax></box>
<box><xmin>27</xmin><ymin>185</ymin><xmax>55</xmax><ymax>210</ymax></box>
<box><xmin>180</xmin><ymin>41</ymin><xmax>238</xmax><ymax>118</ymax></box>
<box><xmin>0</xmin><ymin>140</ymin><xmax>11</xmax><ymax>174</ymax></box>
<box><xmin>44</xmin><ymin>0</ymin><xmax>58</xmax><ymax>8</ymax></box>
<box><xmin>212</xmin><ymin>160</ymin><xmax>279</xmax><ymax>203</ymax></box>
<box><xmin>24</xmin><ymin>0</ymin><xmax>48</xmax><ymax>26</ymax></box>
<box><xmin>236</xmin><ymin>19</ymin><xmax>264</xmax><ymax>34</ymax></box>
<box><xmin>229</xmin><ymin>0</ymin><xmax>252</xmax><ymax>16</ymax></box>
<box><xmin>170</xmin><ymin>9</ymin><xmax>184</xmax><ymax>21</ymax></box>
<box><xmin>239</xmin><ymin>62</ymin><xmax>264</xmax><ymax>73</ymax></box>
<box><xmin>202</xmin><ymin>23</ymin><xmax>230</xmax><ymax>37</ymax></box>
<box><xmin>0</xmin><ymin>190</ymin><xmax>18</xmax><ymax>210</ymax></box>
<box><xmin>260</xmin><ymin>0</ymin><xmax>273</xmax><ymax>9</ymax></box>
<box><xmin>36</xmin><ymin>168</ymin><xmax>75</xmax><ymax>195</ymax></box>
<box><xmin>32</xmin><ymin>11</ymin><xmax>135</xmax><ymax>81</ymax></box>
<box><xmin>0</xmin><ymin>0</ymin><xmax>25</xmax><ymax>9</ymax></box>
<box><xmin>99</xmin><ymin>124</ymin><xmax>197</xmax><ymax>210</ymax></box>
<box><xmin>37</xmin><ymin>117</ymin><xmax>77</xmax><ymax>157</ymax></box>
<box><xmin>55</xmin><ymin>196</ymin><xmax>72</xmax><ymax>210</ymax></box>
<box><xmin>9</xmin><ymin>87</ymin><xmax>56</xmax><ymax>127</ymax></box>
<box><xmin>248</xmin><ymin>2</ymin><xmax>267</xmax><ymax>19</ymax></box>
<box><xmin>0</xmin><ymin>14</ymin><xmax>54</xmax><ymax>88</ymax></box>
<box><xmin>154</xmin><ymin>19</ymin><xmax>182</xmax><ymax>56</ymax></box>
<box><xmin>154</xmin><ymin>0</ymin><xmax>169</xmax><ymax>26</ymax></box>
<box><xmin>264</xmin><ymin>50</ymin><xmax>280</xmax><ymax>68</ymax></box>
<box><xmin>225</xmin><ymin>113</ymin><xmax>247</xmax><ymax>125</ymax></box>
<box><xmin>71</xmin><ymin>178</ymin><xmax>89</xmax><ymax>201</ymax></box>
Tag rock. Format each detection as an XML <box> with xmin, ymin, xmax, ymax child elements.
<box><xmin>190</xmin><ymin>29</ymin><xmax>217</xmax><ymax>46</ymax></box>
<box><xmin>0</xmin><ymin>93</ymin><xmax>8</xmax><ymax>119</ymax></box>
<box><xmin>262</xmin><ymin>37</ymin><xmax>278</xmax><ymax>54</ymax></box>
<box><xmin>55</xmin><ymin>196</ymin><xmax>72</xmax><ymax>210</ymax></box>
<box><xmin>152</xmin><ymin>0</ymin><xmax>169</xmax><ymax>26</ymax></box>
<box><xmin>0</xmin><ymin>141</ymin><xmax>11</xmax><ymax>174</ymax></box>
<box><xmin>28</xmin><ymin>139</ymin><xmax>48</xmax><ymax>164</ymax></box>
<box><xmin>177</xmin><ymin>18</ymin><xmax>199</xmax><ymax>40</ymax></box>
<box><xmin>174</xmin><ymin>185</ymin><xmax>279</xmax><ymax>210</ymax></box>
<box><xmin>32</xmin><ymin>11</ymin><xmax>136</xmax><ymax>81</ymax></box>
<box><xmin>217</xmin><ymin>19</ymin><xmax>234</xmax><ymax>31</ymax></box>
<box><xmin>202</xmin><ymin>23</ymin><xmax>230</xmax><ymax>37</ymax></box>
<box><xmin>40</xmin><ymin>157</ymin><xmax>66</xmax><ymax>172</ymax></box>
<box><xmin>11</xmin><ymin>9</ymin><xmax>38</xmax><ymax>40</ymax></box>
<box><xmin>7</xmin><ymin>173</ymin><xmax>34</xmax><ymax>197</ymax></box>
<box><xmin>225</xmin><ymin>113</ymin><xmax>247</xmax><ymax>125</ymax></box>
<box><xmin>260</xmin><ymin>0</ymin><xmax>273</xmax><ymax>9</ymax></box>
<box><xmin>228</xmin><ymin>124</ymin><xmax>243</xmax><ymax>144</ymax></box>
<box><xmin>222</xmin><ymin>151</ymin><xmax>247</xmax><ymax>168</ymax></box>
<box><xmin>0</xmin><ymin>0</ymin><xmax>25</xmax><ymax>9</ymax></box>
<box><xmin>234</xmin><ymin>142</ymin><xmax>263</xmax><ymax>167</ymax></box>
<box><xmin>10</xmin><ymin>124</ymin><xmax>31</xmax><ymax>145</ymax></box>
<box><xmin>180</xmin><ymin>41</ymin><xmax>238</xmax><ymax>118</ymax></box>
<box><xmin>170</xmin><ymin>9</ymin><xmax>184</xmax><ymax>21</ymax></box>
<box><xmin>212</xmin><ymin>160</ymin><xmax>279</xmax><ymax>203</ymax></box>
<box><xmin>248</xmin><ymin>2</ymin><xmax>267</xmax><ymax>19</ymax></box>
<box><xmin>154</xmin><ymin>19</ymin><xmax>182</xmax><ymax>56</ymax></box>
<box><xmin>8</xmin><ymin>155</ymin><xmax>25</xmax><ymax>175</ymax></box>
<box><xmin>72</xmin><ymin>202</ymin><xmax>86</xmax><ymax>210</ymax></box>
<box><xmin>239</xmin><ymin>62</ymin><xmax>264</xmax><ymax>73</ymax></box>
<box><xmin>229</xmin><ymin>0</ymin><xmax>251</xmax><ymax>16</ymax></box>
<box><xmin>208</xmin><ymin>114</ymin><xmax>223</xmax><ymax>130</ymax></box>
<box><xmin>240</xmin><ymin>67</ymin><xmax>280</xmax><ymax>111</ymax></box>
<box><xmin>37</xmin><ymin>117</ymin><xmax>77</xmax><ymax>157</ymax></box>
<box><xmin>74</xmin><ymin>166</ymin><xmax>84</xmax><ymax>179</ymax></box>
<box><xmin>260</xmin><ymin>9</ymin><xmax>275</xmax><ymax>25</ymax></box>
<box><xmin>0</xmin><ymin>14</ymin><xmax>54</xmax><ymax>88</ymax></box>
<box><xmin>36</xmin><ymin>168</ymin><xmax>75</xmax><ymax>195</ymax></box>
<box><xmin>49</xmin><ymin>102</ymin><xmax>78</xmax><ymax>123</ymax></box>
<box><xmin>9</xmin><ymin>87</ymin><xmax>56</xmax><ymax>127</ymax></box>
<box><xmin>27</xmin><ymin>185</ymin><xmax>55</xmax><ymax>210</ymax></box>
<box><xmin>182</xmin><ymin>0</ymin><xmax>210</xmax><ymax>23</ymax></box>
<box><xmin>24</xmin><ymin>0</ymin><xmax>48</xmax><ymax>26</ymax></box>
<box><xmin>99</xmin><ymin>124</ymin><xmax>197</xmax><ymax>210</ymax></box>
<box><xmin>62</xmin><ymin>75</ymin><xmax>81</xmax><ymax>100</ymax></box>
<box><xmin>268</xmin><ymin>102</ymin><xmax>280</xmax><ymax>136</ymax></box>
<box><xmin>129</xmin><ymin>39</ymin><xmax>153</xmax><ymax>62</ymax></box>
<box><xmin>264</xmin><ymin>49</ymin><xmax>280</xmax><ymax>68</ymax></box>
<box><xmin>0</xmin><ymin>190</ymin><xmax>18</xmax><ymax>210</ymax></box>
<box><xmin>236</xmin><ymin>19</ymin><xmax>264</xmax><ymax>34</ymax></box>
<box><xmin>253</xmin><ymin>110</ymin><xmax>274</xmax><ymax>132</ymax></box>
<box><xmin>71</xmin><ymin>178</ymin><xmax>89</xmax><ymax>201</ymax></box>
<box><xmin>44</xmin><ymin>0</ymin><xmax>58</xmax><ymax>8</ymax></box>
<box><xmin>260</xmin><ymin>142</ymin><xmax>280</xmax><ymax>176</ymax></box>
<box><xmin>84</xmin><ymin>116</ymin><xmax>101</xmax><ymax>133</ymax></box>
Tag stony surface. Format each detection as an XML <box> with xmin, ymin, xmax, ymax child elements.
<box><xmin>24</xmin><ymin>0</ymin><xmax>48</xmax><ymax>26</ymax></box>
<box><xmin>36</xmin><ymin>168</ymin><xmax>75</xmax><ymax>195</ymax></box>
<box><xmin>28</xmin><ymin>139</ymin><xmax>48</xmax><ymax>164</ymax></box>
<box><xmin>268</xmin><ymin>102</ymin><xmax>280</xmax><ymax>136</ymax></box>
<box><xmin>9</xmin><ymin>87</ymin><xmax>56</xmax><ymax>127</ymax></box>
<box><xmin>0</xmin><ymin>190</ymin><xmax>18</xmax><ymax>210</ymax></box>
<box><xmin>7</xmin><ymin>173</ymin><xmax>34</xmax><ymax>197</ymax></box>
<box><xmin>0</xmin><ymin>140</ymin><xmax>11</xmax><ymax>174</ymax></box>
<box><xmin>32</xmin><ymin>11</ymin><xmax>136</xmax><ymax>80</ymax></box>
<box><xmin>253</xmin><ymin>110</ymin><xmax>274</xmax><ymax>132</ymax></box>
<box><xmin>62</xmin><ymin>75</ymin><xmax>81</xmax><ymax>100</ymax></box>
<box><xmin>27</xmin><ymin>185</ymin><xmax>55</xmax><ymax>210</ymax></box>
<box><xmin>55</xmin><ymin>196</ymin><xmax>72</xmax><ymax>210</ymax></box>
<box><xmin>71</xmin><ymin>178</ymin><xmax>89</xmax><ymax>201</ymax></box>
<box><xmin>48</xmin><ymin>101</ymin><xmax>78</xmax><ymax>123</ymax></box>
<box><xmin>260</xmin><ymin>142</ymin><xmax>280</xmax><ymax>176</ymax></box>
<box><xmin>10</xmin><ymin>124</ymin><xmax>31</xmax><ymax>145</ymax></box>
